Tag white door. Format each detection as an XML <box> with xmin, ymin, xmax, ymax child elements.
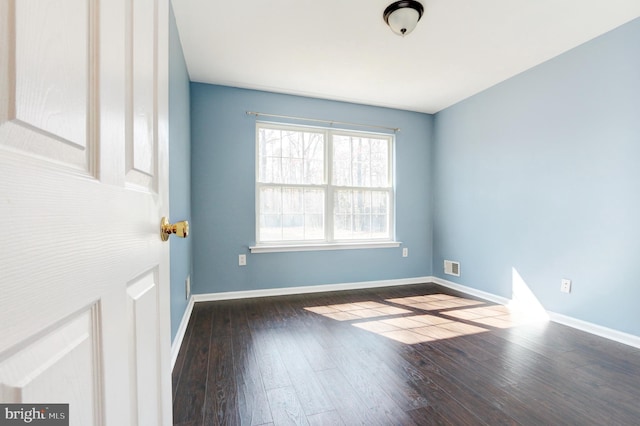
<box><xmin>0</xmin><ymin>0</ymin><xmax>171</xmax><ymax>424</ymax></box>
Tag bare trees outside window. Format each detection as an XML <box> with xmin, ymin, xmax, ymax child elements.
<box><xmin>256</xmin><ymin>123</ymin><xmax>394</xmax><ymax>245</ymax></box>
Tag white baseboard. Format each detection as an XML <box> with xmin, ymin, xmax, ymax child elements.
<box><xmin>171</xmin><ymin>296</ymin><xmax>195</xmax><ymax>371</ymax></box>
<box><xmin>429</xmin><ymin>276</ymin><xmax>511</xmax><ymax>306</ymax></box>
<box><xmin>192</xmin><ymin>276</ymin><xmax>433</xmax><ymax>302</ymax></box>
<box><xmin>173</xmin><ymin>275</ymin><xmax>640</xmax><ymax>357</ymax></box>
<box><xmin>431</xmin><ymin>275</ymin><xmax>640</xmax><ymax>349</ymax></box>
<box><xmin>548</xmin><ymin>311</ymin><xmax>640</xmax><ymax>349</ymax></box>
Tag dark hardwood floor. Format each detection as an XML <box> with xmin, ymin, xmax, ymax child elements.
<box><xmin>172</xmin><ymin>283</ymin><xmax>640</xmax><ymax>425</ymax></box>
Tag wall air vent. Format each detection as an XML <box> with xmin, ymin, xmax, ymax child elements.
<box><xmin>444</xmin><ymin>260</ymin><xmax>460</xmax><ymax>277</ymax></box>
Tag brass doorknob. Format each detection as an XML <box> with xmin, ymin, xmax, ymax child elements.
<box><xmin>161</xmin><ymin>217</ymin><xmax>189</xmax><ymax>241</ymax></box>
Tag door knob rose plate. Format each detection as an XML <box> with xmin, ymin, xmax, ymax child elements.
<box><xmin>161</xmin><ymin>217</ymin><xmax>189</xmax><ymax>241</ymax></box>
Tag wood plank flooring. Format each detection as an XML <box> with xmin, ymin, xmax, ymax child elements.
<box><xmin>172</xmin><ymin>283</ymin><xmax>640</xmax><ymax>425</ymax></box>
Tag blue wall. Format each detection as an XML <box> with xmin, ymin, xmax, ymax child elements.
<box><xmin>433</xmin><ymin>18</ymin><xmax>640</xmax><ymax>335</ymax></box>
<box><xmin>169</xmin><ymin>5</ymin><xmax>192</xmax><ymax>341</ymax></box>
<box><xmin>191</xmin><ymin>85</ymin><xmax>433</xmax><ymax>294</ymax></box>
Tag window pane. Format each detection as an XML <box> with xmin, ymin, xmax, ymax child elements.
<box><xmin>305</xmin><ymin>214</ymin><xmax>324</xmax><ymax>239</ymax></box>
<box><xmin>371</xmin><ymin>138</ymin><xmax>389</xmax><ymax>187</ymax></box>
<box><xmin>352</xmin><ymin>159</ymin><xmax>371</xmax><ymax>186</ymax></box>
<box><xmin>354</xmin><ymin>214</ymin><xmax>371</xmax><ymax>237</ymax></box>
<box><xmin>371</xmin><ymin>191</ymin><xmax>388</xmax><ymax>214</ymax></box>
<box><xmin>260</xmin><ymin>214</ymin><xmax>282</xmax><ymax>242</ymax></box>
<box><xmin>282</xmin><ymin>158</ymin><xmax>303</xmax><ymax>184</ymax></box>
<box><xmin>304</xmin><ymin>189</ymin><xmax>324</xmax><ymax>214</ymax></box>
<box><xmin>258</xmin><ymin>126</ymin><xmax>324</xmax><ymax>185</ymax></box>
<box><xmin>304</xmin><ymin>133</ymin><xmax>324</xmax><ymax>160</ymax></box>
<box><xmin>258</xmin><ymin>157</ymin><xmax>279</xmax><ymax>183</ymax></box>
<box><xmin>304</xmin><ymin>189</ymin><xmax>324</xmax><ymax>239</ymax></box>
<box><xmin>334</xmin><ymin>214</ymin><xmax>352</xmax><ymax>240</ymax></box>
<box><xmin>333</xmin><ymin>189</ymin><xmax>390</xmax><ymax>240</ymax></box>
<box><xmin>282</xmin><ymin>131</ymin><xmax>302</xmax><ymax>158</ymax></box>
<box><xmin>301</xmin><ymin>132</ymin><xmax>324</xmax><ymax>184</ymax></box>
<box><xmin>282</xmin><ymin>188</ymin><xmax>303</xmax><ymax>213</ymax></box>
<box><xmin>332</xmin><ymin>135</ymin><xmax>352</xmax><ymax>186</ymax></box>
<box><xmin>333</xmin><ymin>160</ymin><xmax>351</xmax><ymax>186</ymax></box>
<box><xmin>352</xmin><ymin>138</ymin><xmax>371</xmax><ymax>187</ymax></box>
<box><xmin>353</xmin><ymin>190</ymin><xmax>371</xmax><ymax>214</ymax></box>
<box><xmin>260</xmin><ymin>187</ymin><xmax>282</xmax><ymax>213</ymax></box>
<box><xmin>282</xmin><ymin>132</ymin><xmax>303</xmax><ymax>184</ymax></box>
<box><xmin>258</xmin><ymin>129</ymin><xmax>281</xmax><ymax>184</ymax></box>
<box><xmin>334</xmin><ymin>190</ymin><xmax>352</xmax><ymax>214</ymax></box>
<box><xmin>258</xmin><ymin>186</ymin><xmax>325</xmax><ymax>242</ymax></box>
<box><xmin>305</xmin><ymin>159</ymin><xmax>324</xmax><ymax>185</ymax></box>
<box><xmin>259</xmin><ymin>187</ymin><xmax>282</xmax><ymax>241</ymax></box>
<box><xmin>260</xmin><ymin>128</ymin><xmax>282</xmax><ymax>156</ymax></box>
<box><xmin>332</xmin><ymin>134</ymin><xmax>390</xmax><ymax>188</ymax></box>
<box><xmin>257</xmin><ymin>124</ymin><xmax>393</xmax><ymax>244</ymax></box>
<box><xmin>282</xmin><ymin>214</ymin><xmax>304</xmax><ymax>240</ymax></box>
<box><xmin>372</xmin><ymin>214</ymin><xmax>388</xmax><ymax>236</ymax></box>
<box><xmin>333</xmin><ymin>135</ymin><xmax>351</xmax><ymax>156</ymax></box>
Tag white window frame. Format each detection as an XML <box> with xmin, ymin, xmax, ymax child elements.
<box><xmin>251</xmin><ymin>121</ymin><xmax>399</xmax><ymax>253</ymax></box>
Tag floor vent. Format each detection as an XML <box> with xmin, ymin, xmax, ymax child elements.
<box><xmin>444</xmin><ymin>260</ymin><xmax>460</xmax><ymax>277</ymax></box>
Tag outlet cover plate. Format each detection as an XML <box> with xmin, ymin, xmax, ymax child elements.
<box><xmin>561</xmin><ymin>279</ymin><xmax>571</xmax><ymax>293</ymax></box>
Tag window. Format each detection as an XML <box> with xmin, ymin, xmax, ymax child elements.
<box><xmin>255</xmin><ymin>122</ymin><xmax>395</xmax><ymax>250</ymax></box>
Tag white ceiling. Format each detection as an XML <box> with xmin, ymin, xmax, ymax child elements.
<box><xmin>172</xmin><ymin>0</ymin><xmax>640</xmax><ymax>114</ymax></box>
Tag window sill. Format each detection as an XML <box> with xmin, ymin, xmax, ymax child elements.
<box><xmin>249</xmin><ymin>241</ymin><xmax>402</xmax><ymax>254</ymax></box>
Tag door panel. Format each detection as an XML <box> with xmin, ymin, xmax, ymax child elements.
<box><xmin>127</xmin><ymin>268</ymin><xmax>161</xmax><ymax>426</ymax></box>
<box><xmin>0</xmin><ymin>307</ymin><xmax>101</xmax><ymax>424</ymax></box>
<box><xmin>0</xmin><ymin>0</ymin><xmax>171</xmax><ymax>424</ymax></box>
<box><xmin>127</xmin><ymin>0</ymin><xmax>157</xmax><ymax>191</ymax></box>
<box><xmin>1</xmin><ymin>0</ymin><xmax>94</xmax><ymax>172</ymax></box>
<box><xmin>16</xmin><ymin>0</ymin><xmax>89</xmax><ymax>148</ymax></box>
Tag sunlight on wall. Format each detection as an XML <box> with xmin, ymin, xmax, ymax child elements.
<box><xmin>509</xmin><ymin>267</ymin><xmax>549</xmax><ymax>320</ymax></box>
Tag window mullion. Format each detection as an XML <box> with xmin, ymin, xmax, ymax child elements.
<box><xmin>326</xmin><ymin>129</ymin><xmax>333</xmax><ymax>243</ymax></box>
<box><xmin>349</xmin><ymin>136</ymin><xmax>354</xmax><ymax>187</ymax></box>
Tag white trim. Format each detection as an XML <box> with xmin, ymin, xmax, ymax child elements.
<box><xmin>192</xmin><ymin>276</ymin><xmax>432</xmax><ymax>302</ymax></box>
<box><xmin>548</xmin><ymin>311</ymin><xmax>640</xmax><ymax>349</ymax></box>
<box><xmin>171</xmin><ymin>296</ymin><xmax>195</xmax><ymax>371</ymax></box>
<box><xmin>173</xmin><ymin>275</ymin><xmax>640</xmax><ymax>365</ymax></box>
<box><xmin>431</xmin><ymin>276</ymin><xmax>640</xmax><ymax>349</ymax></box>
<box><xmin>250</xmin><ymin>241</ymin><xmax>401</xmax><ymax>253</ymax></box>
<box><xmin>429</xmin><ymin>276</ymin><xmax>511</xmax><ymax>306</ymax></box>
<box><xmin>255</xmin><ymin>122</ymin><xmax>395</xmax><ymax>247</ymax></box>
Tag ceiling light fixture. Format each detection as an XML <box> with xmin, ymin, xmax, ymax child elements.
<box><xmin>383</xmin><ymin>0</ymin><xmax>424</xmax><ymax>36</ymax></box>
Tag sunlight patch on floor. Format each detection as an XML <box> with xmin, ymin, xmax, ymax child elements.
<box><xmin>304</xmin><ymin>301</ymin><xmax>411</xmax><ymax>321</ymax></box>
<box><xmin>354</xmin><ymin>313</ymin><xmax>488</xmax><ymax>344</ymax></box>
<box><xmin>304</xmin><ymin>293</ymin><xmax>535</xmax><ymax>345</ymax></box>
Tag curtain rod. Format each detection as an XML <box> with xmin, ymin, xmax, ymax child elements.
<box><xmin>246</xmin><ymin>111</ymin><xmax>400</xmax><ymax>133</ymax></box>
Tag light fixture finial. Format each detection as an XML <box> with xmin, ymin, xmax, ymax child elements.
<box><xmin>383</xmin><ymin>0</ymin><xmax>424</xmax><ymax>37</ymax></box>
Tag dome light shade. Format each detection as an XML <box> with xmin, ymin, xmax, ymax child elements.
<box><xmin>383</xmin><ymin>1</ymin><xmax>424</xmax><ymax>36</ymax></box>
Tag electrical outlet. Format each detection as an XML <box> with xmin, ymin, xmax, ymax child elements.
<box><xmin>239</xmin><ymin>254</ymin><xmax>247</xmax><ymax>266</ymax></box>
<box><xmin>402</xmin><ymin>247</ymin><xmax>408</xmax><ymax>257</ymax></box>
<box><xmin>185</xmin><ymin>274</ymin><xmax>191</xmax><ymax>300</ymax></box>
<box><xmin>560</xmin><ymin>279</ymin><xmax>571</xmax><ymax>293</ymax></box>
